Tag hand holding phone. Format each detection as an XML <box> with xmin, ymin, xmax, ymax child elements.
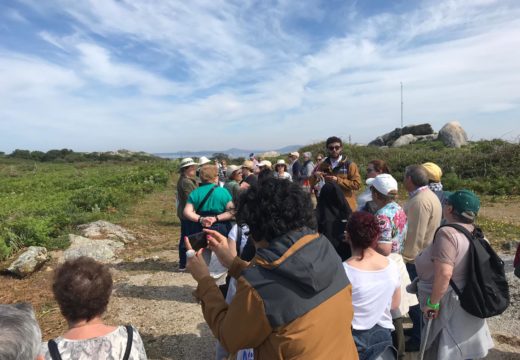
<box><xmin>187</xmin><ymin>232</ymin><xmax>208</xmax><ymax>251</ymax></box>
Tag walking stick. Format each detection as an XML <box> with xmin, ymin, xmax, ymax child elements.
<box><xmin>418</xmin><ymin>310</ymin><xmax>436</xmax><ymax>360</ymax></box>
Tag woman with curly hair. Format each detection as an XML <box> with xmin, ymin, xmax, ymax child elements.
<box><xmin>42</xmin><ymin>256</ymin><xmax>147</xmax><ymax>360</ymax></box>
<box><xmin>185</xmin><ymin>178</ymin><xmax>357</xmax><ymax>359</ymax></box>
<box><xmin>344</xmin><ymin>211</ymin><xmax>401</xmax><ymax>360</ymax></box>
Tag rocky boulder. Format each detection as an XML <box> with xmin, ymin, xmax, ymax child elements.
<box><xmin>438</xmin><ymin>121</ymin><xmax>468</xmax><ymax>148</ymax></box>
<box><xmin>402</xmin><ymin>123</ymin><xmax>434</xmax><ymax>136</ymax></box>
<box><xmin>392</xmin><ymin>134</ymin><xmax>417</xmax><ymax>147</ymax></box>
<box><xmin>7</xmin><ymin>246</ymin><xmax>49</xmax><ymax>278</ymax></box>
<box><xmin>77</xmin><ymin>220</ymin><xmax>135</xmax><ymax>244</ymax></box>
<box><xmin>63</xmin><ymin>234</ymin><xmax>124</xmax><ymax>263</ymax></box>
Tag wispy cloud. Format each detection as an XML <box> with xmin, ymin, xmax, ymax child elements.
<box><xmin>0</xmin><ymin>0</ymin><xmax>519</xmax><ymax>152</ymax></box>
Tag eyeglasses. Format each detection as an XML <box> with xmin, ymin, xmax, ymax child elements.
<box><xmin>327</xmin><ymin>145</ymin><xmax>341</xmax><ymax>151</ymax></box>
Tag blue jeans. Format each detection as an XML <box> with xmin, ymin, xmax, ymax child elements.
<box><xmin>352</xmin><ymin>325</ymin><xmax>392</xmax><ymax>360</ymax></box>
<box><xmin>406</xmin><ymin>263</ymin><xmax>422</xmax><ymax>344</ymax></box>
<box><xmin>178</xmin><ymin>219</ymin><xmax>190</xmax><ymax>269</ymax></box>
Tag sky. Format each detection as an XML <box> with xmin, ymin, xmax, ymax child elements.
<box><xmin>1</xmin><ymin>0</ymin><xmax>519</xmax><ymax>153</ymax></box>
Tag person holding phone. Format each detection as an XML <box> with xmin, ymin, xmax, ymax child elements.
<box><xmin>184</xmin><ymin>178</ymin><xmax>358</xmax><ymax>359</ymax></box>
<box><xmin>310</xmin><ymin>136</ymin><xmax>361</xmax><ymax>211</ymax></box>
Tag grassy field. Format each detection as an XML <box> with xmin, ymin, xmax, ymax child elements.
<box><xmin>0</xmin><ymin>158</ymin><xmax>176</xmax><ymax>259</ymax></box>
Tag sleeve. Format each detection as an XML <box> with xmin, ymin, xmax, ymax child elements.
<box><xmin>228</xmin><ymin>224</ymin><xmax>238</xmax><ymax>242</ymax></box>
<box><xmin>431</xmin><ymin>228</ymin><xmax>458</xmax><ymax>266</ymax></box>
<box><xmin>336</xmin><ymin>162</ymin><xmax>361</xmax><ymax>191</ymax></box>
<box><xmin>195</xmin><ymin>275</ymin><xmax>272</xmax><ymax>353</ymax></box>
<box><xmin>219</xmin><ymin>188</ymin><xmax>232</xmax><ymax>210</ymax></box>
<box><xmin>187</xmin><ymin>189</ymin><xmax>196</xmax><ymax>205</ymax></box>
<box><xmin>130</xmin><ymin>329</ymin><xmax>148</xmax><ymax>360</ymax></box>
<box><xmin>377</xmin><ymin>214</ymin><xmax>393</xmax><ymax>244</ymax></box>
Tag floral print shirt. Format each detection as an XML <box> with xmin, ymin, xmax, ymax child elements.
<box><xmin>376</xmin><ymin>202</ymin><xmax>408</xmax><ymax>254</ymax></box>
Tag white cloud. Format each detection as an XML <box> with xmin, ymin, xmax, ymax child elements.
<box><xmin>1</xmin><ymin>0</ymin><xmax>520</xmax><ymax>152</ymax></box>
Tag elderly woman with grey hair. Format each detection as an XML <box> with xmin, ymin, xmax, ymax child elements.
<box><xmin>0</xmin><ymin>303</ymin><xmax>43</xmax><ymax>360</ymax></box>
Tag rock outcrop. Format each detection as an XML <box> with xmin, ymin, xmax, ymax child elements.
<box><xmin>368</xmin><ymin>122</ymin><xmax>465</xmax><ymax>148</ymax></box>
<box><xmin>63</xmin><ymin>234</ymin><xmax>124</xmax><ymax>263</ymax></box>
<box><xmin>438</xmin><ymin>121</ymin><xmax>468</xmax><ymax>148</ymax></box>
<box><xmin>7</xmin><ymin>246</ymin><xmax>49</xmax><ymax>278</ymax></box>
<box><xmin>392</xmin><ymin>134</ymin><xmax>417</xmax><ymax>147</ymax></box>
<box><xmin>77</xmin><ymin>220</ymin><xmax>135</xmax><ymax>244</ymax></box>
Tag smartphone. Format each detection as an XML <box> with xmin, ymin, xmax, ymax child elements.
<box><xmin>187</xmin><ymin>232</ymin><xmax>208</xmax><ymax>251</ymax></box>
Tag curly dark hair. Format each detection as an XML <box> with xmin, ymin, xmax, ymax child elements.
<box><xmin>346</xmin><ymin>212</ymin><xmax>381</xmax><ymax>258</ymax></box>
<box><xmin>52</xmin><ymin>256</ymin><xmax>113</xmax><ymax>322</ymax></box>
<box><xmin>236</xmin><ymin>177</ymin><xmax>316</xmax><ymax>242</ymax></box>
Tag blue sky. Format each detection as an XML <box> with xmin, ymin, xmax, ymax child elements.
<box><xmin>1</xmin><ymin>0</ymin><xmax>519</xmax><ymax>152</ymax></box>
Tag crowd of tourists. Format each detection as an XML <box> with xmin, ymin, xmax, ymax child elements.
<box><xmin>1</xmin><ymin>135</ymin><xmax>514</xmax><ymax>360</ymax></box>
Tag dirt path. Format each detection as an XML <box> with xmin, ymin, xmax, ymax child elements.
<box><xmin>1</xmin><ymin>187</ymin><xmax>519</xmax><ymax>359</ymax></box>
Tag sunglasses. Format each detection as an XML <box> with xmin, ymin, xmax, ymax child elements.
<box><xmin>366</xmin><ymin>168</ymin><xmax>376</xmax><ymax>173</ymax></box>
<box><xmin>327</xmin><ymin>145</ymin><xmax>341</xmax><ymax>151</ymax></box>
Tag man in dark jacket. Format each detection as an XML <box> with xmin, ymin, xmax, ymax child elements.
<box><xmin>310</xmin><ymin>136</ymin><xmax>361</xmax><ymax>211</ymax></box>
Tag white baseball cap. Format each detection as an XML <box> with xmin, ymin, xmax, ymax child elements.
<box><xmin>366</xmin><ymin>174</ymin><xmax>398</xmax><ymax>196</ymax></box>
<box><xmin>257</xmin><ymin>160</ymin><xmax>272</xmax><ymax>169</ymax></box>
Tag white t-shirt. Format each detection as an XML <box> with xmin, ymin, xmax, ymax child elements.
<box><xmin>273</xmin><ymin>172</ymin><xmax>293</xmax><ymax>182</ymax></box>
<box><xmin>343</xmin><ymin>258</ymin><xmax>400</xmax><ymax>330</ymax></box>
<box><xmin>226</xmin><ymin>224</ymin><xmax>250</xmax><ymax>303</ymax></box>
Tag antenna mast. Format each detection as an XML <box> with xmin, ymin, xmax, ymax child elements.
<box><xmin>400</xmin><ymin>82</ymin><xmax>404</xmax><ymax>128</ymax></box>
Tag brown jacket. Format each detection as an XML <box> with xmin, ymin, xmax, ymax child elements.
<box><xmin>310</xmin><ymin>157</ymin><xmax>361</xmax><ymax>211</ymax></box>
<box><xmin>195</xmin><ymin>229</ymin><xmax>358</xmax><ymax>359</ymax></box>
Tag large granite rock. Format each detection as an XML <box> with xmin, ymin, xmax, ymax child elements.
<box><xmin>416</xmin><ymin>134</ymin><xmax>438</xmax><ymax>142</ymax></box>
<box><xmin>402</xmin><ymin>123</ymin><xmax>434</xmax><ymax>136</ymax></box>
<box><xmin>7</xmin><ymin>246</ymin><xmax>49</xmax><ymax>278</ymax></box>
<box><xmin>381</xmin><ymin>128</ymin><xmax>403</xmax><ymax>144</ymax></box>
<box><xmin>368</xmin><ymin>136</ymin><xmax>385</xmax><ymax>147</ymax></box>
<box><xmin>438</xmin><ymin>121</ymin><xmax>468</xmax><ymax>148</ymax></box>
<box><xmin>392</xmin><ymin>134</ymin><xmax>417</xmax><ymax>147</ymax></box>
<box><xmin>63</xmin><ymin>234</ymin><xmax>124</xmax><ymax>263</ymax></box>
<box><xmin>77</xmin><ymin>220</ymin><xmax>135</xmax><ymax>244</ymax></box>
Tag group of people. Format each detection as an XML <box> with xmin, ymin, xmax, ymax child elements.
<box><xmin>177</xmin><ymin>136</ymin><xmax>495</xmax><ymax>360</ymax></box>
<box><xmin>0</xmin><ymin>135</ymin><xmax>497</xmax><ymax>360</ymax></box>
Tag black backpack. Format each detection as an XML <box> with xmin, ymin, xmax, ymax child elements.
<box><xmin>436</xmin><ymin>224</ymin><xmax>509</xmax><ymax>318</ymax></box>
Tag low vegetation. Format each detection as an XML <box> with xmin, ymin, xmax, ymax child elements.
<box><xmin>300</xmin><ymin>139</ymin><xmax>520</xmax><ymax>195</ymax></box>
<box><xmin>0</xmin><ymin>157</ymin><xmax>177</xmax><ymax>259</ymax></box>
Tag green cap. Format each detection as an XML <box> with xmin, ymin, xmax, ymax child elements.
<box><xmin>446</xmin><ymin>189</ymin><xmax>480</xmax><ymax>219</ymax></box>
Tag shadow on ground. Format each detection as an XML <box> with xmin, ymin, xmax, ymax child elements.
<box><xmin>114</xmin><ymin>283</ymin><xmax>196</xmax><ymax>303</ymax></box>
<box><xmin>113</xmin><ymin>260</ymin><xmax>180</xmax><ymax>272</ymax></box>
<box><xmin>141</xmin><ymin>323</ymin><xmax>215</xmax><ymax>360</ymax></box>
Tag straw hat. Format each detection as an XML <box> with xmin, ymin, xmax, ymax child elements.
<box><xmin>241</xmin><ymin>160</ymin><xmax>254</xmax><ymax>171</ymax></box>
<box><xmin>257</xmin><ymin>160</ymin><xmax>272</xmax><ymax>169</ymax></box>
<box><xmin>198</xmin><ymin>156</ymin><xmax>211</xmax><ymax>166</ymax></box>
<box><xmin>179</xmin><ymin>157</ymin><xmax>197</xmax><ymax>168</ymax></box>
<box><xmin>275</xmin><ymin>159</ymin><xmax>287</xmax><ymax>170</ymax></box>
<box><xmin>227</xmin><ymin>165</ymin><xmax>241</xmax><ymax>179</ymax></box>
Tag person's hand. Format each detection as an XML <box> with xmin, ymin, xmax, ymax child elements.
<box><xmin>324</xmin><ymin>175</ymin><xmax>338</xmax><ymax>182</ymax></box>
<box><xmin>184</xmin><ymin>237</ymin><xmax>210</xmax><ymax>282</ymax></box>
<box><xmin>201</xmin><ymin>216</ymin><xmax>215</xmax><ymax>228</ymax></box>
<box><xmin>423</xmin><ymin>307</ymin><xmax>439</xmax><ymax>320</ymax></box>
<box><xmin>204</xmin><ymin>229</ymin><xmax>235</xmax><ymax>268</ymax></box>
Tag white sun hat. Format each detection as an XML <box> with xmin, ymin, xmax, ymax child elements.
<box><xmin>366</xmin><ymin>173</ymin><xmax>398</xmax><ymax>196</ymax></box>
<box><xmin>180</xmin><ymin>157</ymin><xmax>197</xmax><ymax>168</ymax></box>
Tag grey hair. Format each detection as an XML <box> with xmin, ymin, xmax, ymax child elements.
<box><xmin>303</xmin><ymin>152</ymin><xmax>312</xmax><ymax>158</ymax></box>
<box><xmin>0</xmin><ymin>303</ymin><xmax>42</xmax><ymax>360</ymax></box>
<box><xmin>405</xmin><ymin>165</ymin><xmax>429</xmax><ymax>187</ymax></box>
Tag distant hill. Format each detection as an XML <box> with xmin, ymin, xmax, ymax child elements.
<box><xmin>155</xmin><ymin>145</ymin><xmax>302</xmax><ymax>159</ymax></box>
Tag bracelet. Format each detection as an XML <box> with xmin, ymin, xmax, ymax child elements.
<box><xmin>427</xmin><ymin>296</ymin><xmax>440</xmax><ymax>310</ymax></box>
<box><xmin>198</xmin><ymin>216</ymin><xmax>203</xmax><ymax>224</ymax></box>
<box><xmin>215</xmin><ymin>214</ymin><xmax>219</xmax><ymax>222</ymax></box>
